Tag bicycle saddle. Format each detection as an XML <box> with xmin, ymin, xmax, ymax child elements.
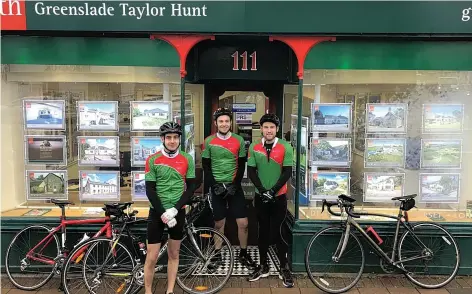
<box><xmin>338</xmin><ymin>194</ymin><xmax>356</xmax><ymax>203</ymax></box>
<box><xmin>391</xmin><ymin>194</ymin><xmax>417</xmax><ymax>201</ymax></box>
<box><xmin>51</xmin><ymin>199</ymin><xmax>74</xmax><ymax>206</ymax></box>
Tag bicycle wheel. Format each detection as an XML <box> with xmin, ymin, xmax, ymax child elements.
<box><xmin>5</xmin><ymin>225</ymin><xmax>60</xmax><ymax>290</ymax></box>
<box><xmin>177</xmin><ymin>227</ymin><xmax>234</xmax><ymax>294</ymax></box>
<box><xmin>305</xmin><ymin>226</ymin><xmax>364</xmax><ymax>294</ymax></box>
<box><xmin>398</xmin><ymin>222</ymin><xmax>460</xmax><ymax>288</ymax></box>
<box><xmin>61</xmin><ymin>237</ymin><xmax>136</xmax><ymax>294</ymax></box>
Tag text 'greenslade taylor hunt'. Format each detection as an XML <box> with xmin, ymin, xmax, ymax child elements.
<box><xmin>34</xmin><ymin>2</ymin><xmax>208</xmax><ymax>19</ymax></box>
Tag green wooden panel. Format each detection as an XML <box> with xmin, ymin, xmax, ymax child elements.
<box><xmin>1</xmin><ymin>36</ymin><xmax>179</xmax><ymax>67</ymax></box>
<box><xmin>305</xmin><ymin>41</ymin><xmax>472</xmax><ymax>71</ymax></box>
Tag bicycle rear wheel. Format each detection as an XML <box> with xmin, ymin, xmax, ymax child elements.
<box><xmin>399</xmin><ymin>222</ymin><xmax>460</xmax><ymax>288</ymax></box>
<box><xmin>177</xmin><ymin>227</ymin><xmax>234</xmax><ymax>294</ymax></box>
<box><xmin>305</xmin><ymin>226</ymin><xmax>364</xmax><ymax>294</ymax></box>
<box><xmin>5</xmin><ymin>225</ymin><xmax>60</xmax><ymax>290</ymax></box>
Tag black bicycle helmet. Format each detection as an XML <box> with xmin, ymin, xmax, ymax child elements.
<box><xmin>159</xmin><ymin>122</ymin><xmax>182</xmax><ymax>136</ymax></box>
<box><xmin>213</xmin><ymin>107</ymin><xmax>233</xmax><ymax>121</ymax></box>
<box><xmin>259</xmin><ymin>113</ymin><xmax>280</xmax><ymax>127</ymax></box>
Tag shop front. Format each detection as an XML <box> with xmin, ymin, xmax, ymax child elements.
<box><xmin>2</xmin><ymin>0</ymin><xmax>472</xmax><ymax>274</ymax></box>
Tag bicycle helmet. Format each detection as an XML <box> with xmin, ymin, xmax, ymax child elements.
<box><xmin>213</xmin><ymin>107</ymin><xmax>232</xmax><ymax>121</ymax></box>
<box><xmin>259</xmin><ymin>113</ymin><xmax>280</xmax><ymax>127</ymax></box>
<box><xmin>159</xmin><ymin>122</ymin><xmax>182</xmax><ymax>136</ymax></box>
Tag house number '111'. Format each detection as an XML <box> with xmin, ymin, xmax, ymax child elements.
<box><xmin>231</xmin><ymin>51</ymin><xmax>257</xmax><ymax>71</ymax></box>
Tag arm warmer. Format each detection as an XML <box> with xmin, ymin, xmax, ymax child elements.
<box><xmin>145</xmin><ymin>181</ymin><xmax>165</xmax><ymax>215</ymax></box>
<box><xmin>174</xmin><ymin>178</ymin><xmax>198</xmax><ymax>210</ymax></box>
<box><xmin>247</xmin><ymin>166</ymin><xmax>266</xmax><ymax>193</ymax></box>
<box><xmin>202</xmin><ymin>157</ymin><xmax>216</xmax><ymax>189</ymax></box>
<box><xmin>232</xmin><ymin>156</ymin><xmax>247</xmax><ymax>186</ymax></box>
<box><xmin>270</xmin><ymin>166</ymin><xmax>292</xmax><ymax>194</ymax></box>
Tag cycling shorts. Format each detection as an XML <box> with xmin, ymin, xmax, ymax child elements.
<box><xmin>147</xmin><ymin>208</ymin><xmax>185</xmax><ymax>243</ymax></box>
<box><xmin>209</xmin><ymin>185</ymin><xmax>247</xmax><ymax>221</ymax></box>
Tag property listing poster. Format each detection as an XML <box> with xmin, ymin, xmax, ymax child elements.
<box><xmin>290</xmin><ymin>115</ymin><xmax>309</xmax><ymax>200</ymax></box>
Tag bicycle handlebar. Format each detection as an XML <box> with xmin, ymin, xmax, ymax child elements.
<box><xmin>322</xmin><ymin>198</ymin><xmax>361</xmax><ymax>218</ymax></box>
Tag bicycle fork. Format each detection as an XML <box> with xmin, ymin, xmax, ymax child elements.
<box><xmin>332</xmin><ymin>223</ymin><xmax>351</xmax><ymax>262</ymax></box>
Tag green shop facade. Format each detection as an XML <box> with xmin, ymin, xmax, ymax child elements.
<box><xmin>2</xmin><ymin>1</ymin><xmax>472</xmax><ymax>274</ymax></box>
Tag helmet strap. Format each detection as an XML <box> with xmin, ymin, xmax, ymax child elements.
<box><xmin>162</xmin><ymin>143</ymin><xmax>180</xmax><ymax>157</ymax></box>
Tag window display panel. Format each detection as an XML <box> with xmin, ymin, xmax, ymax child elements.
<box><xmin>298</xmin><ymin>69</ymin><xmax>472</xmax><ymax>222</ymax></box>
<box><xmin>1</xmin><ymin>64</ymin><xmax>205</xmax><ymax>216</ymax></box>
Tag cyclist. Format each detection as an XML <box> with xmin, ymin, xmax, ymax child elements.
<box><xmin>144</xmin><ymin>122</ymin><xmax>197</xmax><ymax>294</ymax></box>
<box><xmin>202</xmin><ymin>107</ymin><xmax>256</xmax><ymax>268</ymax></box>
<box><xmin>246</xmin><ymin>113</ymin><xmax>294</xmax><ymax>288</ymax></box>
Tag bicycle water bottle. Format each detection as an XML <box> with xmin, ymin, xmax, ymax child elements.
<box><xmin>366</xmin><ymin>226</ymin><xmax>384</xmax><ymax>245</ymax></box>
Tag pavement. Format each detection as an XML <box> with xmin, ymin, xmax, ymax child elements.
<box><xmin>2</xmin><ymin>275</ymin><xmax>472</xmax><ymax>294</ymax></box>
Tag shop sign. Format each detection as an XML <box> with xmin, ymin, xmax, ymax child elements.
<box><xmin>232</xmin><ymin>103</ymin><xmax>256</xmax><ymax>113</ymax></box>
<box><xmin>235</xmin><ymin>113</ymin><xmax>252</xmax><ymax>125</ymax></box>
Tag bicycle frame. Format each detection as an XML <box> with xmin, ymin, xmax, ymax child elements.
<box><xmin>26</xmin><ymin>216</ymin><xmax>112</xmax><ymax>265</ymax></box>
<box><xmin>336</xmin><ymin>210</ymin><xmax>431</xmax><ymax>272</ymax></box>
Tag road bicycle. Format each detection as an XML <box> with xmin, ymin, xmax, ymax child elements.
<box><xmin>4</xmin><ymin>198</ymin><xmax>133</xmax><ymax>291</ymax></box>
<box><xmin>304</xmin><ymin>194</ymin><xmax>460</xmax><ymax>294</ymax></box>
<box><xmin>61</xmin><ymin>194</ymin><xmax>234</xmax><ymax>294</ymax></box>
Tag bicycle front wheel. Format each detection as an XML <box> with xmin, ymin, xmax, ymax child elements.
<box><xmin>305</xmin><ymin>226</ymin><xmax>364</xmax><ymax>294</ymax></box>
<box><xmin>177</xmin><ymin>227</ymin><xmax>234</xmax><ymax>294</ymax></box>
<box><xmin>399</xmin><ymin>222</ymin><xmax>460</xmax><ymax>289</ymax></box>
<box><xmin>61</xmin><ymin>237</ymin><xmax>136</xmax><ymax>294</ymax></box>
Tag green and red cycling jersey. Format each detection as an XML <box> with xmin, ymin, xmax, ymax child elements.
<box><xmin>201</xmin><ymin>133</ymin><xmax>246</xmax><ymax>183</ymax></box>
<box><xmin>145</xmin><ymin>151</ymin><xmax>195</xmax><ymax>209</ymax></box>
<box><xmin>247</xmin><ymin>138</ymin><xmax>293</xmax><ymax>196</ymax></box>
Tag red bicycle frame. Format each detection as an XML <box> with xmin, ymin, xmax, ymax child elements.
<box><xmin>26</xmin><ymin>216</ymin><xmax>112</xmax><ymax>265</ymax></box>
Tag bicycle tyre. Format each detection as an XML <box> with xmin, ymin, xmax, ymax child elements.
<box><xmin>5</xmin><ymin>225</ymin><xmax>60</xmax><ymax>291</ymax></box>
<box><xmin>305</xmin><ymin>226</ymin><xmax>365</xmax><ymax>294</ymax></box>
<box><xmin>398</xmin><ymin>222</ymin><xmax>460</xmax><ymax>289</ymax></box>
<box><xmin>176</xmin><ymin>227</ymin><xmax>234</xmax><ymax>294</ymax></box>
<box><xmin>61</xmin><ymin>237</ymin><xmax>136</xmax><ymax>294</ymax></box>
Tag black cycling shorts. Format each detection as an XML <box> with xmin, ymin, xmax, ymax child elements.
<box><xmin>147</xmin><ymin>208</ymin><xmax>185</xmax><ymax>243</ymax></box>
<box><xmin>209</xmin><ymin>186</ymin><xmax>247</xmax><ymax>221</ymax></box>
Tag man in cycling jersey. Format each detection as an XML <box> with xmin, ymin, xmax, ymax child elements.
<box><xmin>202</xmin><ymin>107</ymin><xmax>256</xmax><ymax>268</ymax></box>
<box><xmin>247</xmin><ymin>113</ymin><xmax>294</xmax><ymax>288</ymax></box>
<box><xmin>144</xmin><ymin>122</ymin><xmax>197</xmax><ymax>294</ymax></box>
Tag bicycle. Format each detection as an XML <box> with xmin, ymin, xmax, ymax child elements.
<box><xmin>61</xmin><ymin>194</ymin><xmax>234</xmax><ymax>294</ymax></box>
<box><xmin>4</xmin><ymin>198</ymin><xmax>134</xmax><ymax>291</ymax></box>
<box><xmin>304</xmin><ymin>194</ymin><xmax>460</xmax><ymax>294</ymax></box>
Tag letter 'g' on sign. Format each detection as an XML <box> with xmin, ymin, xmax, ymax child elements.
<box><xmin>1</xmin><ymin>0</ymin><xmax>26</xmax><ymax>30</ymax></box>
<box><xmin>463</xmin><ymin>8</ymin><xmax>472</xmax><ymax>21</ymax></box>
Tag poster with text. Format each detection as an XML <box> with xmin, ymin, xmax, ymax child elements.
<box><xmin>23</xmin><ymin>99</ymin><xmax>65</xmax><ymax>130</ymax></box>
<box><xmin>310</xmin><ymin>172</ymin><xmax>350</xmax><ymax>201</ymax></box>
<box><xmin>419</xmin><ymin>173</ymin><xmax>460</xmax><ymax>203</ymax></box>
<box><xmin>77</xmin><ymin>101</ymin><xmax>118</xmax><ymax>131</ymax></box>
<box><xmin>366</xmin><ymin>103</ymin><xmax>407</xmax><ymax>133</ymax></box>
<box><xmin>290</xmin><ymin>115</ymin><xmax>309</xmax><ymax>197</ymax></box>
<box><xmin>130</xmin><ymin>101</ymin><xmax>171</xmax><ymax>131</ymax></box>
<box><xmin>174</xmin><ymin>113</ymin><xmax>196</xmax><ymax>163</ymax></box>
<box><xmin>422</xmin><ymin>104</ymin><xmax>464</xmax><ymax>134</ymax></box>
<box><xmin>25</xmin><ymin>135</ymin><xmax>67</xmax><ymax>165</ymax></box>
<box><xmin>131</xmin><ymin>137</ymin><xmax>163</xmax><ymax>167</ymax></box>
<box><xmin>131</xmin><ymin>171</ymin><xmax>147</xmax><ymax>201</ymax></box>
<box><xmin>364</xmin><ymin>138</ymin><xmax>406</xmax><ymax>168</ymax></box>
<box><xmin>420</xmin><ymin>139</ymin><xmax>462</xmax><ymax>169</ymax></box>
<box><xmin>78</xmin><ymin>136</ymin><xmax>119</xmax><ymax>166</ymax></box>
<box><xmin>311</xmin><ymin>138</ymin><xmax>351</xmax><ymax>167</ymax></box>
<box><xmin>26</xmin><ymin>170</ymin><xmax>68</xmax><ymax>201</ymax></box>
<box><xmin>311</xmin><ymin>103</ymin><xmax>352</xmax><ymax>132</ymax></box>
<box><xmin>79</xmin><ymin>170</ymin><xmax>120</xmax><ymax>201</ymax></box>
<box><xmin>364</xmin><ymin>173</ymin><xmax>405</xmax><ymax>202</ymax></box>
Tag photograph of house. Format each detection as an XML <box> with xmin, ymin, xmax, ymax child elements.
<box><xmin>131</xmin><ymin>172</ymin><xmax>146</xmax><ymax>201</ymax></box>
<box><xmin>78</xmin><ymin>137</ymin><xmax>119</xmax><ymax>166</ymax></box>
<box><xmin>421</xmin><ymin>139</ymin><xmax>462</xmax><ymax>169</ymax></box>
<box><xmin>78</xmin><ymin>101</ymin><xmax>118</xmax><ymax>131</ymax></box>
<box><xmin>420</xmin><ymin>174</ymin><xmax>460</xmax><ymax>203</ymax></box>
<box><xmin>422</xmin><ymin>104</ymin><xmax>464</xmax><ymax>133</ymax></box>
<box><xmin>131</xmin><ymin>101</ymin><xmax>170</xmax><ymax>131</ymax></box>
<box><xmin>131</xmin><ymin>137</ymin><xmax>163</xmax><ymax>166</ymax></box>
<box><xmin>25</xmin><ymin>136</ymin><xmax>66</xmax><ymax>165</ymax></box>
<box><xmin>366</xmin><ymin>104</ymin><xmax>407</xmax><ymax>133</ymax></box>
<box><xmin>364</xmin><ymin>173</ymin><xmax>404</xmax><ymax>202</ymax></box>
<box><xmin>311</xmin><ymin>138</ymin><xmax>350</xmax><ymax>167</ymax></box>
<box><xmin>310</xmin><ymin>172</ymin><xmax>350</xmax><ymax>200</ymax></box>
<box><xmin>24</xmin><ymin>100</ymin><xmax>65</xmax><ymax>129</ymax></box>
<box><xmin>27</xmin><ymin>171</ymin><xmax>67</xmax><ymax>200</ymax></box>
<box><xmin>311</xmin><ymin>103</ymin><xmax>351</xmax><ymax>132</ymax></box>
<box><xmin>80</xmin><ymin>171</ymin><xmax>119</xmax><ymax>200</ymax></box>
<box><xmin>365</xmin><ymin>139</ymin><xmax>405</xmax><ymax>168</ymax></box>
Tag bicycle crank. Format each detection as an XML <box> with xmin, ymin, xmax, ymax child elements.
<box><xmin>379</xmin><ymin>252</ymin><xmax>396</xmax><ymax>274</ymax></box>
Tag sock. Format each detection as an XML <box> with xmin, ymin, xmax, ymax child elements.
<box><xmin>240</xmin><ymin>248</ymin><xmax>247</xmax><ymax>256</ymax></box>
